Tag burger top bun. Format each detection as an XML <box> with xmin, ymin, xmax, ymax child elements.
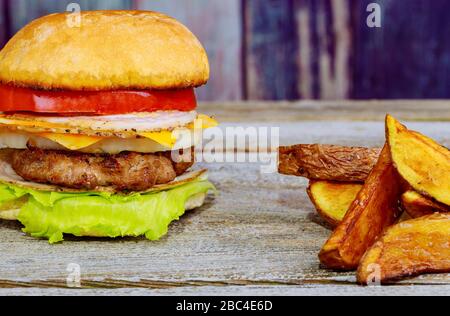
<box><xmin>0</xmin><ymin>11</ymin><xmax>210</xmax><ymax>91</ymax></box>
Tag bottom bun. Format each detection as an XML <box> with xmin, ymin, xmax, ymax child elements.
<box><xmin>0</xmin><ymin>208</ymin><xmax>20</xmax><ymax>221</ymax></box>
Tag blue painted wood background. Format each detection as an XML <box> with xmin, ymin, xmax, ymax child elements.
<box><xmin>1</xmin><ymin>0</ymin><xmax>449</xmax><ymax>101</ymax></box>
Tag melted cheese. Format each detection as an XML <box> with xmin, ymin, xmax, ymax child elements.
<box><xmin>0</xmin><ymin>115</ymin><xmax>218</xmax><ymax>150</ymax></box>
<box><xmin>38</xmin><ymin>133</ymin><xmax>104</xmax><ymax>151</ymax></box>
<box><xmin>188</xmin><ymin>114</ymin><xmax>219</xmax><ymax>129</ymax></box>
<box><xmin>137</xmin><ymin>115</ymin><xmax>218</xmax><ymax>149</ymax></box>
<box><xmin>138</xmin><ymin>130</ymin><xmax>177</xmax><ymax>148</ymax></box>
<box><xmin>0</xmin><ymin>117</ymin><xmax>65</xmax><ymax>129</ymax></box>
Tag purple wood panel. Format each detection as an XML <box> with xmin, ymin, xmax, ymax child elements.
<box><xmin>351</xmin><ymin>0</ymin><xmax>450</xmax><ymax>99</ymax></box>
<box><xmin>244</xmin><ymin>0</ymin><xmax>299</xmax><ymax>100</ymax></box>
<box><xmin>7</xmin><ymin>0</ymin><xmax>133</xmax><ymax>34</ymax></box>
<box><xmin>3</xmin><ymin>1</ymin><xmax>450</xmax><ymax>100</ymax></box>
<box><xmin>0</xmin><ymin>0</ymin><xmax>9</xmax><ymax>48</ymax></box>
<box><xmin>134</xmin><ymin>0</ymin><xmax>243</xmax><ymax>102</ymax></box>
<box><xmin>294</xmin><ymin>0</ymin><xmax>352</xmax><ymax>100</ymax></box>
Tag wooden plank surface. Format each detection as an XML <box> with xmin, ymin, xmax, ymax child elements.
<box><xmin>0</xmin><ymin>101</ymin><xmax>449</xmax><ymax>295</ymax></box>
<box><xmin>200</xmin><ymin>100</ymin><xmax>450</xmax><ymax>123</ymax></box>
<box><xmin>1</xmin><ymin>284</ymin><xmax>450</xmax><ymax>296</ymax></box>
<box><xmin>1</xmin><ymin>152</ymin><xmax>449</xmax><ymax>292</ymax></box>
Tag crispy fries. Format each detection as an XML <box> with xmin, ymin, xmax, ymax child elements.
<box><xmin>307</xmin><ymin>180</ymin><xmax>362</xmax><ymax>227</ymax></box>
<box><xmin>318</xmin><ymin>145</ymin><xmax>403</xmax><ymax>270</ymax></box>
<box><xmin>386</xmin><ymin>115</ymin><xmax>450</xmax><ymax>206</ymax></box>
<box><xmin>279</xmin><ymin>144</ymin><xmax>380</xmax><ymax>182</ymax></box>
<box><xmin>401</xmin><ymin>191</ymin><xmax>450</xmax><ymax>218</ymax></box>
<box><xmin>357</xmin><ymin>213</ymin><xmax>450</xmax><ymax>284</ymax></box>
<box><xmin>279</xmin><ymin>115</ymin><xmax>449</xmax><ymax>283</ymax></box>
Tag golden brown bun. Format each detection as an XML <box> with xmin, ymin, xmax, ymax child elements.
<box><xmin>0</xmin><ymin>11</ymin><xmax>209</xmax><ymax>91</ymax></box>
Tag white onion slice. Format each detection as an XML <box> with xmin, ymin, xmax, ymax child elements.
<box><xmin>26</xmin><ymin>111</ymin><xmax>198</xmax><ymax>132</ymax></box>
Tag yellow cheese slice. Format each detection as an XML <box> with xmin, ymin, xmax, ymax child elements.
<box><xmin>138</xmin><ymin>130</ymin><xmax>177</xmax><ymax>149</ymax></box>
<box><xmin>0</xmin><ymin>117</ymin><xmax>65</xmax><ymax>129</ymax></box>
<box><xmin>138</xmin><ymin>115</ymin><xmax>217</xmax><ymax>148</ymax></box>
<box><xmin>38</xmin><ymin>133</ymin><xmax>104</xmax><ymax>150</ymax></box>
<box><xmin>188</xmin><ymin>114</ymin><xmax>219</xmax><ymax>129</ymax></box>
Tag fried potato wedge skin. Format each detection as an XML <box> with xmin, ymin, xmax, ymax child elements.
<box><xmin>386</xmin><ymin>115</ymin><xmax>450</xmax><ymax>206</ymax></box>
<box><xmin>319</xmin><ymin>145</ymin><xmax>403</xmax><ymax>270</ymax></box>
<box><xmin>357</xmin><ymin>213</ymin><xmax>450</xmax><ymax>284</ymax></box>
<box><xmin>401</xmin><ymin>191</ymin><xmax>450</xmax><ymax>218</ymax></box>
<box><xmin>278</xmin><ymin>144</ymin><xmax>381</xmax><ymax>182</ymax></box>
<box><xmin>307</xmin><ymin>180</ymin><xmax>362</xmax><ymax>227</ymax></box>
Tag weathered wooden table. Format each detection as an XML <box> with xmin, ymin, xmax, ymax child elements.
<box><xmin>0</xmin><ymin>101</ymin><xmax>449</xmax><ymax>296</ymax></box>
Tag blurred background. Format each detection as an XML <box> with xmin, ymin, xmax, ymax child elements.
<box><xmin>0</xmin><ymin>0</ymin><xmax>449</xmax><ymax>101</ymax></box>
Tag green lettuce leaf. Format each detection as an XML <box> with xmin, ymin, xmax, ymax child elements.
<box><xmin>0</xmin><ymin>178</ymin><xmax>214</xmax><ymax>243</ymax></box>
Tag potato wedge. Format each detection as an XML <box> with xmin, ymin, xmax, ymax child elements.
<box><xmin>386</xmin><ymin>115</ymin><xmax>450</xmax><ymax>206</ymax></box>
<box><xmin>401</xmin><ymin>191</ymin><xmax>450</xmax><ymax>218</ymax></box>
<box><xmin>357</xmin><ymin>213</ymin><xmax>450</xmax><ymax>284</ymax></box>
<box><xmin>307</xmin><ymin>180</ymin><xmax>362</xmax><ymax>227</ymax></box>
<box><xmin>319</xmin><ymin>145</ymin><xmax>403</xmax><ymax>270</ymax></box>
<box><xmin>279</xmin><ymin>144</ymin><xmax>381</xmax><ymax>182</ymax></box>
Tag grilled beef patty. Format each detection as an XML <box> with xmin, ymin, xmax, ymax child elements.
<box><xmin>11</xmin><ymin>148</ymin><xmax>194</xmax><ymax>191</ymax></box>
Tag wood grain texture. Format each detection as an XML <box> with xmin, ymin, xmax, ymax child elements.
<box><xmin>244</xmin><ymin>0</ymin><xmax>299</xmax><ymax>100</ymax></box>
<box><xmin>0</xmin><ymin>0</ymin><xmax>7</xmax><ymax>48</ymax></box>
<box><xmin>1</xmin><ymin>284</ymin><xmax>450</xmax><ymax>296</ymax></box>
<box><xmin>0</xmin><ymin>158</ymin><xmax>449</xmax><ymax>290</ymax></box>
<box><xmin>294</xmin><ymin>0</ymin><xmax>352</xmax><ymax>100</ymax></box>
<box><xmin>351</xmin><ymin>0</ymin><xmax>450</xmax><ymax>99</ymax></box>
<box><xmin>0</xmin><ymin>102</ymin><xmax>448</xmax><ymax>295</ymax></box>
<box><xmin>3</xmin><ymin>0</ymin><xmax>241</xmax><ymax>102</ymax></box>
<box><xmin>3</xmin><ymin>1</ymin><xmax>450</xmax><ymax>100</ymax></box>
<box><xmin>0</xmin><ymin>161</ymin><xmax>350</xmax><ymax>284</ymax></box>
<box><xmin>134</xmin><ymin>0</ymin><xmax>243</xmax><ymax>102</ymax></box>
<box><xmin>7</xmin><ymin>0</ymin><xmax>133</xmax><ymax>34</ymax></box>
<box><xmin>199</xmin><ymin>100</ymin><xmax>450</xmax><ymax>123</ymax></box>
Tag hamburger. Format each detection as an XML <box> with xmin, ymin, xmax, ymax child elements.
<box><xmin>0</xmin><ymin>11</ymin><xmax>217</xmax><ymax>243</ymax></box>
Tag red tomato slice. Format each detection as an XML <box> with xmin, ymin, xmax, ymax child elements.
<box><xmin>0</xmin><ymin>84</ymin><xmax>197</xmax><ymax>115</ymax></box>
